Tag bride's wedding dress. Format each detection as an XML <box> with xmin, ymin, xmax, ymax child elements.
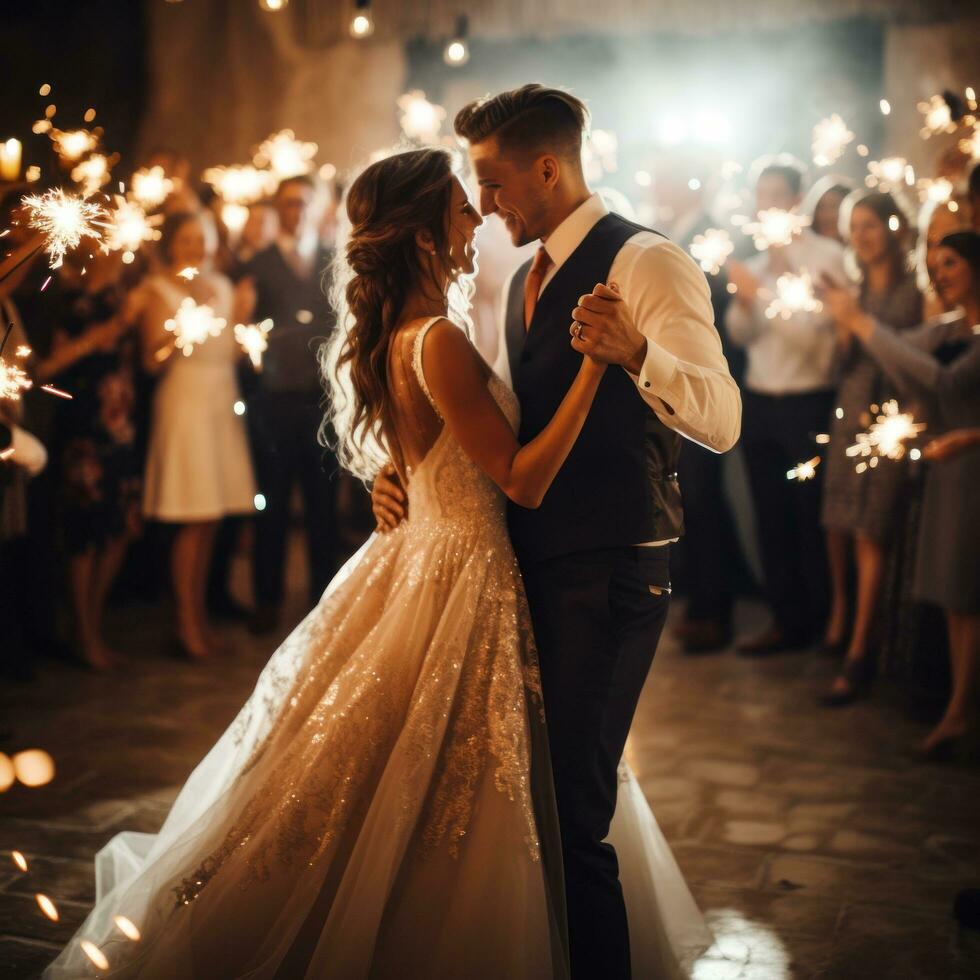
<box><xmin>45</xmin><ymin>320</ymin><xmax>710</xmax><ymax>979</ymax></box>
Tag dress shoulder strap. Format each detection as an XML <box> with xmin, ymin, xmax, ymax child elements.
<box><xmin>411</xmin><ymin>316</ymin><xmax>444</xmax><ymax>420</ymax></box>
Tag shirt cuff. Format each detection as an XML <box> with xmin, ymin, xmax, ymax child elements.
<box><xmin>633</xmin><ymin>338</ymin><xmax>678</xmax><ymax>394</ymax></box>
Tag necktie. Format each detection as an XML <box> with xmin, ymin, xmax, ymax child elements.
<box><xmin>523</xmin><ymin>246</ymin><xmax>553</xmax><ymax>331</ymax></box>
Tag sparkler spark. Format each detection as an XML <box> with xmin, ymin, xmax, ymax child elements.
<box><xmin>23</xmin><ymin>188</ymin><xmax>106</xmax><ymax>268</ymax></box>
<box><xmin>866</xmin><ymin>157</ymin><xmax>909</xmax><ymax>190</ymax></box>
<box><xmin>397</xmin><ymin>92</ymin><xmax>446</xmax><ymax>143</ymax></box>
<box><xmin>918</xmin><ymin>94</ymin><xmax>956</xmax><ymax>138</ymax></box>
<box><xmin>765</xmin><ymin>270</ymin><xmax>822</xmax><ymax>320</ymax></box>
<box><xmin>177</xmin><ymin>266</ymin><xmax>199</xmax><ymax>281</ymax></box>
<box><xmin>811</xmin><ymin>114</ymin><xmax>854</xmax><ymax>166</ymax></box>
<box><xmin>165</xmin><ymin>298</ymin><xmax>227</xmax><ymax>356</ymax></box>
<box><xmin>99</xmin><ymin>196</ymin><xmax>161</xmax><ymax>254</ymax></box>
<box><xmin>234</xmin><ymin>318</ymin><xmax>273</xmax><ymax>370</ymax></box>
<box><xmin>202</xmin><ymin>165</ymin><xmax>273</xmax><ymax>205</ymax></box>
<box><xmin>846</xmin><ymin>400</ymin><xmax>926</xmax><ymax>469</ymax></box>
<box><xmin>0</xmin><ymin>356</ymin><xmax>33</xmax><ymax>400</ymax></box>
<box><xmin>114</xmin><ymin>915</ymin><xmax>142</xmax><ymax>941</ymax></box>
<box><xmin>917</xmin><ymin>177</ymin><xmax>954</xmax><ymax>204</ymax></box>
<box><xmin>70</xmin><ymin>153</ymin><xmax>112</xmax><ymax>197</ymax></box>
<box><xmin>36</xmin><ymin>894</ymin><xmax>59</xmax><ymax>921</ymax></box>
<box><xmin>787</xmin><ymin>456</ymin><xmax>821</xmax><ymax>482</ymax></box>
<box><xmin>11</xmin><ymin>851</ymin><xmax>28</xmax><ymax>872</ymax></box>
<box><xmin>130</xmin><ymin>166</ymin><xmax>174</xmax><ymax>209</ymax></box>
<box><xmin>743</xmin><ymin>208</ymin><xmax>810</xmax><ymax>250</ymax></box>
<box><xmin>0</xmin><ymin>447</ymin><xmax>14</xmax><ymax>462</ymax></box>
<box><xmin>254</xmin><ymin>130</ymin><xmax>317</xmax><ymax>180</ymax></box>
<box><xmin>80</xmin><ymin>940</ymin><xmax>110</xmax><ymax>970</ymax></box>
<box><xmin>40</xmin><ymin>384</ymin><xmax>73</xmax><ymax>400</ymax></box>
<box><xmin>689</xmin><ymin>228</ymin><xmax>734</xmax><ymax>275</ymax></box>
<box><xmin>50</xmin><ymin>128</ymin><xmax>98</xmax><ymax>162</ymax></box>
<box><xmin>960</xmin><ymin>125</ymin><xmax>980</xmax><ymax>159</ymax></box>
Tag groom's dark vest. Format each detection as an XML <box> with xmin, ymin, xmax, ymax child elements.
<box><xmin>505</xmin><ymin>212</ymin><xmax>684</xmax><ymax>564</ymax></box>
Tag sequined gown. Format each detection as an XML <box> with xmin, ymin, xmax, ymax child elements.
<box><xmin>45</xmin><ymin>320</ymin><xmax>709</xmax><ymax>980</ymax></box>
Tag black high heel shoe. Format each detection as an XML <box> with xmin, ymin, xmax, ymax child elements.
<box><xmin>820</xmin><ymin>656</ymin><xmax>875</xmax><ymax>707</ymax></box>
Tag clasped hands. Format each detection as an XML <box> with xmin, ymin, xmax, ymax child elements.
<box><xmin>569</xmin><ymin>282</ymin><xmax>647</xmax><ymax>375</ymax></box>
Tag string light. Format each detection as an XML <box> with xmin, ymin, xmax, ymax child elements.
<box><xmin>350</xmin><ymin>0</ymin><xmax>374</xmax><ymax>38</ymax></box>
<box><xmin>443</xmin><ymin>15</ymin><xmax>470</xmax><ymax>66</ymax></box>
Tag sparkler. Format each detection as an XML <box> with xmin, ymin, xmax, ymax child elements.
<box><xmin>918</xmin><ymin>95</ymin><xmax>956</xmax><ymax>138</ymax></box>
<box><xmin>765</xmin><ymin>270</ymin><xmax>822</xmax><ymax>320</ymax></box>
<box><xmin>202</xmin><ymin>164</ymin><xmax>273</xmax><ymax>205</ymax></box>
<box><xmin>846</xmin><ymin>399</ymin><xmax>925</xmax><ymax>470</ymax></box>
<box><xmin>0</xmin><ymin>356</ymin><xmax>32</xmax><ymax>401</ymax></box>
<box><xmin>70</xmin><ymin>153</ymin><xmax>112</xmax><ymax>197</ymax></box>
<box><xmin>917</xmin><ymin>177</ymin><xmax>953</xmax><ymax>204</ymax></box>
<box><xmin>787</xmin><ymin>456</ymin><xmax>820</xmax><ymax>482</ymax></box>
<box><xmin>220</xmin><ymin>203</ymin><xmax>249</xmax><ymax>235</ymax></box>
<box><xmin>164</xmin><ymin>297</ymin><xmax>227</xmax><ymax>356</ymax></box>
<box><xmin>99</xmin><ymin>196</ymin><xmax>161</xmax><ymax>254</ymax></box>
<box><xmin>50</xmin><ymin>128</ymin><xmax>98</xmax><ymax>163</ymax></box>
<box><xmin>866</xmin><ymin>157</ymin><xmax>909</xmax><ymax>190</ymax></box>
<box><xmin>811</xmin><ymin>114</ymin><xmax>854</xmax><ymax>167</ymax></box>
<box><xmin>397</xmin><ymin>92</ymin><xmax>446</xmax><ymax>143</ymax></box>
<box><xmin>254</xmin><ymin>129</ymin><xmax>317</xmax><ymax>180</ymax></box>
<box><xmin>689</xmin><ymin>228</ymin><xmax>734</xmax><ymax>275</ymax></box>
<box><xmin>130</xmin><ymin>166</ymin><xmax>174</xmax><ymax>209</ymax></box>
<box><xmin>177</xmin><ymin>266</ymin><xmax>199</xmax><ymax>281</ymax></box>
<box><xmin>742</xmin><ymin>208</ymin><xmax>809</xmax><ymax>250</ymax></box>
<box><xmin>234</xmin><ymin>318</ymin><xmax>273</xmax><ymax>370</ymax></box>
<box><xmin>23</xmin><ymin>187</ymin><xmax>106</xmax><ymax>269</ymax></box>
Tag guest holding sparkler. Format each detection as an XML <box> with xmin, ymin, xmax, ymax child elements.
<box><xmin>137</xmin><ymin>212</ymin><xmax>257</xmax><ymax>659</ymax></box>
<box><xmin>915</xmin><ymin>198</ymin><xmax>973</xmax><ymax>318</ymax></box>
<box><xmin>726</xmin><ymin>156</ymin><xmax>847</xmax><ymax>654</ymax></box>
<box><xmin>241</xmin><ymin>174</ymin><xmax>336</xmax><ymax>635</ymax></box>
<box><xmin>818</xmin><ymin>190</ymin><xmax>922</xmax><ymax>705</ymax></box>
<box><xmin>824</xmin><ymin>230</ymin><xmax>980</xmax><ymax>755</ymax></box>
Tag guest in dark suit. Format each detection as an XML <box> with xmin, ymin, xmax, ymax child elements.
<box><xmin>242</xmin><ymin>175</ymin><xmax>337</xmax><ymax>632</ymax></box>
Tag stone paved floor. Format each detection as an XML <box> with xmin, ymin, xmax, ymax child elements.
<box><xmin>1</xmin><ymin>549</ymin><xmax>979</xmax><ymax>979</ymax></box>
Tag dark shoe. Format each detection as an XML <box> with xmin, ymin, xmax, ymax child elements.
<box><xmin>954</xmin><ymin>889</ymin><xmax>980</xmax><ymax>930</ymax></box>
<box><xmin>736</xmin><ymin>628</ymin><xmax>809</xmax><ymax>657</ymax></box>
<box><xmin>821</xmin><ymin>656</ymin><xmax>875</xmax><ymax>707</ymax></box>
<box><xmin>681</xmin><ymin>620</ymin><xmax>732</xmax><ymax>655</ymax></box>
<box><xmin>248</xmin><ymin>604</ymin><xmax>280</xmax><ymax>636</ymax></box>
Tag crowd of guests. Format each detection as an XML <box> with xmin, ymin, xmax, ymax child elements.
<box><xmin>1</xmin><ymin>132</ymin><xmax>979</xmax><ymax>763</ymax></box>
<box><xmin>0</xmin><ymin>157</ymin><xmax>370</xmax><ymax>680</ymax></box>
<box><xmin>664</xmin><ymin>147</ymin><xmax>980</xmax><ymax>761</ymax></box>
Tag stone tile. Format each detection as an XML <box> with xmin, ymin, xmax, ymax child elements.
<box><xmin>0</xmin><ymin>891</ymin><xmax>89</xmax><ymax>943</ymax></box>
<box><xmin>686</xmin><ymin>760</ymin><xmax>762</xmax><ymax>788</ymax></box>
<box><xmin>0</xmin><ymin>855</ymin><xmax>96</xmax><ymax>903</ymax></box>
<box><xmin>0</xmin><ymin>937</ymin><xmax>62</xmax><ymax>978</ymax></box>
<box><xmin>675</xmin><ymin>844</ymin><xmax>768</xmax><ymax>890</ymax></box>
<box><xmin>723</xmin><ymin>820</ymin><xmax>788</xmax><ymax>847</ymax></box>
<box><xmin>715</xmin><ymin>789</ymin><xmax>790</xmax><ymax>819</ymax></box>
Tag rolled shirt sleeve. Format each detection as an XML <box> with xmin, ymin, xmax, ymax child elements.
<box><xmin>619</xmin><ymin>239</ymin><xmax>742</xmax><ymax>453</ymax></box>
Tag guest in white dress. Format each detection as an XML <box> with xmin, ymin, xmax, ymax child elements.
<box><xmin>138</xmin><ymin>212</ymin><xmax>257</xmax><ymax>658</ymax></box>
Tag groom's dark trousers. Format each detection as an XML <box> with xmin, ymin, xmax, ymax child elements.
<box><xmin>521</xmin><ymin>547</ymin><xmax>670</xmax><ymax>979</ymax></box>
<box><xmin>506</xmin><ymin>212</ymin><xmax>684</xmax><ymax>979</ymax></box>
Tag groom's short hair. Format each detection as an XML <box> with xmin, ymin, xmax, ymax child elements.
<box><xmin>454</xmin><ymin>84</ymin><xmax>589</xmax><ymax>166</ymax></box>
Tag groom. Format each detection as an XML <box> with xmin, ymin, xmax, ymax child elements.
<box><xmin>375</xmin><ymin>84</ymin><xmax>740</xmax><ymax>978</ymax></box>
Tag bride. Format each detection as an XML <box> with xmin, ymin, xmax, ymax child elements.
<box><xmin>45</xmin><ymin>147</ymin><xmax>709</xmax><ymax>979</ymax></box>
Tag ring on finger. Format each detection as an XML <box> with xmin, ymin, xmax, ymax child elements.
<box><xmin>573</xmin><ymin>321</ymin><xmax>585</xmax><ymax>340</ymax></box>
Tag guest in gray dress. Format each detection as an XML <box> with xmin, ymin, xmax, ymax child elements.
<box><xmin>825</xmin><ymin>230</ymin><xmax>980</xmax><ymax>756</ymax></box>
<box><xmin>819</xmin><ymin>191</ymin><xmax>922</xmax><ymax>700</ymax></box>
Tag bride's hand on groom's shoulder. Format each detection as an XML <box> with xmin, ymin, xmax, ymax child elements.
<box><xmin>569</xmin><ymin>282</ymin><xmax>646</xmax><ymax>375</ymax></box>
<box><xmin>372</xmin><ymin>463</ymin><xmax>408</xmax><ymax>533</ymax></box>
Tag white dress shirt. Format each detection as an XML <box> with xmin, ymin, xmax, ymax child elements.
<box><xmin>495</xmin><ymin>193</ymin><xmax>742</xmax><ymax>454</ymax></box>
<box><xmin>494</xmin><ymin>193</ymin><xmax>742</xmax><ymax>547</ymax></box>
<box><xmin>725</xmin><ymin>229</ymin><xmax>846</xmax><ymax>395</ymax></box>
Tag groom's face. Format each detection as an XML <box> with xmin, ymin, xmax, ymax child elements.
<box><xmin>468</xmin><ymin>139</ymin><xmax>547</xmax><ymax>247</ymax></box>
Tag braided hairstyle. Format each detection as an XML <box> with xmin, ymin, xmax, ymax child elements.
<box><xmin>320</xmin><ymin>146</ymin><xmax>471</xmax><ymax>482</ymax></box>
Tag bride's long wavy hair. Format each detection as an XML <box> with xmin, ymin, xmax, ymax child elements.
<box><xmin>320</xmin><ymin>146</ymin><xmax>474</xmax><ymax>482</ymax></box>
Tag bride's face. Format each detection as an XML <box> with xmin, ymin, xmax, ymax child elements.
<box><xmin>445</xmin><ymin>177</ymin><xmax>483</xmax><ymax>277</ymax></box>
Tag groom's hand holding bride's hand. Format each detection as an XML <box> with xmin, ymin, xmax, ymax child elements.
<box><xmin>569</xmin><ymin>282</ymin><xmax>646</xmax><ymax>374</ymax></box>
<box><xmin>372</xmin><ymin>463</ymin><xmax>408</xmax><ymax>533</ymax></box>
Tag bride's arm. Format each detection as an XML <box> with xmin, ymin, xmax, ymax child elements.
<box><xmin>423</xmin><ymin>319</ymin><xmax>605</xmax><ymax>509</ymax></box>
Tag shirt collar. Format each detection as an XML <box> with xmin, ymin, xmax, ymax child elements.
<box><xmin>541</xmin><ymin>193</ymin><xmax>608</xmax><ymax>273</ymax></box>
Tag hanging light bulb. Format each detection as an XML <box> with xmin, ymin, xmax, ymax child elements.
<box><xmin>350</xmin><ymin>0</ymin><xmax>374</xmax><ymax>38</ymax></box>
<box><xmin>443</xmin><ymin>15</ymin><xmax>470</xmax><ymax>66</ymax></box>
